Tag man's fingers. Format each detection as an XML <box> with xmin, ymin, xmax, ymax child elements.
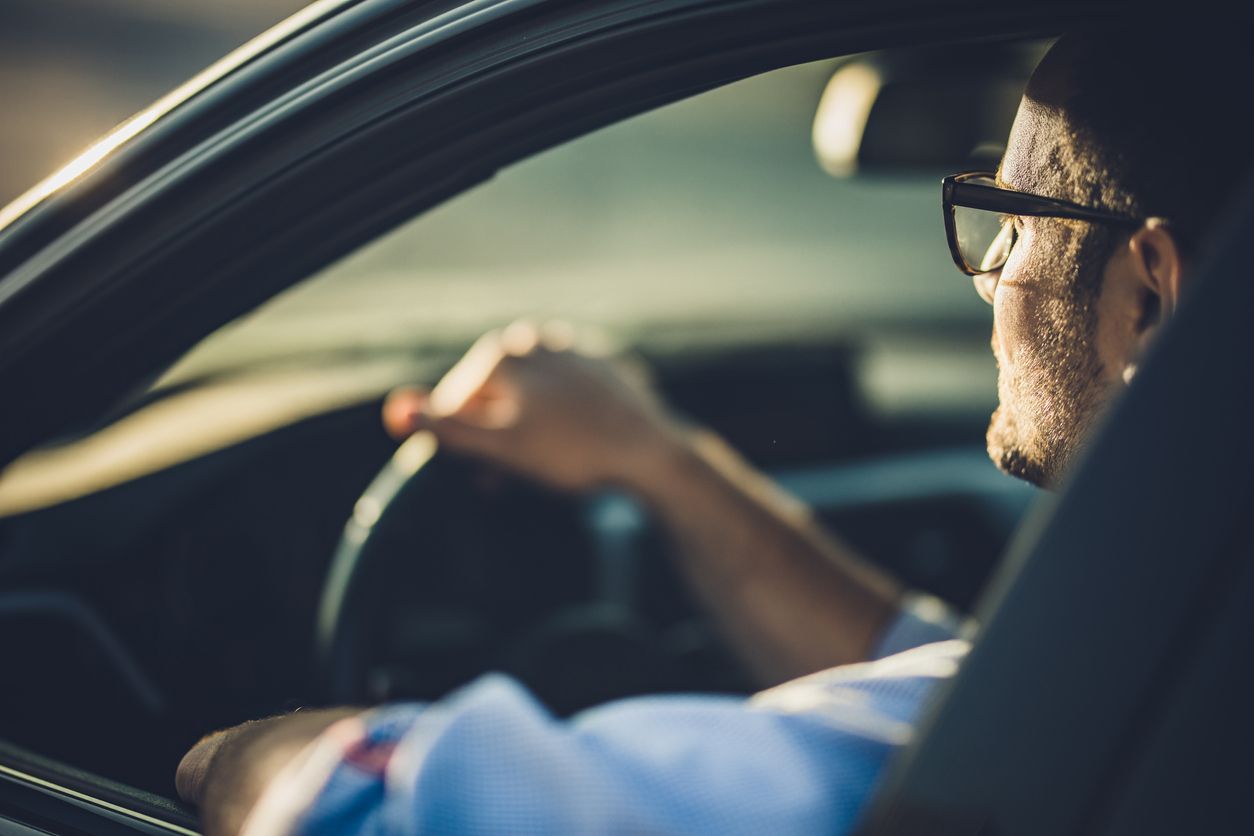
<box><xmin>383</xmin><ymin>387</ymin><xmax>429</xmax><ymax>439</ymax></box>
<box><xmin>384</xmin><ymin>373</ymin><xmax>520</xmax><ymax>462</ymax></box>
<box><xmin>428</xmin><ymin>329</ymin><xmax>512</xmax><ymax>417</ymax></box>
<box><xmin>418</xmin><ymin>409</ymin><xmax>517</xmax><ymax>459</ymax></box>
<box><xmin>384</xmin><ymin>321</ymin><xmax>578</xmax><ymax>455</ymax></box>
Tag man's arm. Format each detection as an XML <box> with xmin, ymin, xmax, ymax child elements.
<box><xmin>177</xmin><ymin>708</ymin><xmax>360</xmax><ymax>836</ymax></box>
<box><xmin>386</xmin><ymin>321</ymin><xmax>903</xmax><ymax>685</ymax></box>
<box><xmin>630</xmin><ymin>428</ymin><xmax>900</xmax><ymax>684</ymax></box>
<box><xmin>180</xmin><ymin>645</ymin><xmax>965</xmax><ymax>836</ymax></box>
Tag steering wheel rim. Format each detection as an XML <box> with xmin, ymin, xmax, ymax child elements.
<box><xmin>315</xmin><ymin>428</ymin><xmax>734</xmax><ymax>709</ymax></box>
<box><xmin>316</xmin><ymin>430</ymin><xmax>439</xmax><ymax>704</ymax></box>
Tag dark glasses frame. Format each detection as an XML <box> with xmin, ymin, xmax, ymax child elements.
<box><xmin>942</xmin><ymin>171</ymin><xmax>1147</xmax><ymax>275</ymax></box>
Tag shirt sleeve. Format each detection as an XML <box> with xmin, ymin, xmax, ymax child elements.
<box><xmin>871</xmin><ymin>592</ymin><xmax>973</xmax><ymax>659</ymax></box>
<box><xmin>240</xmin><ymin>641</ymin><xmax>967</xmax><ymax>836</ymax></box>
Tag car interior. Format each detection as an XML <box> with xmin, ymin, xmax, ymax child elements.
<box><xmin>0</xmin><ymin>46</ymin><xmax>1041</xmax><ymax>804</ymax></box>
<box><xmin>8</xmin><ymin>8</ymin><xmax>1244</xmax><ymax>833</ymax></box>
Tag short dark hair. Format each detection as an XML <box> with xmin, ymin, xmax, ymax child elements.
<box><xmin>1039</xmin><ymin>26</ymin><xmax>1250</xmax><ymax>255</ymax></box>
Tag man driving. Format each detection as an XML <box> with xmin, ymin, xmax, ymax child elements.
<box><xmin>176</xmin><ymin>26</ymin><xmax>1247</xmax><ymax>835</ymax></box>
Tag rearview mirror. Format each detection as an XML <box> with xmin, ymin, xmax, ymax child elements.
<box><xmin>813</xmin><ymin>43</ymin><xmax>1046</xmax><ymax>176</ymax></box>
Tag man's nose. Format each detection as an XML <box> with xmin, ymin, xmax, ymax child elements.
<box><xmin>972</xmin><ymin>270</ymin><xmax>999</xmax><ymax>306</ymax></box>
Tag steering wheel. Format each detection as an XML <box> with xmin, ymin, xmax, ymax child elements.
<box><xmin>315</xmin><ymin>431</ymin><xmax>706</xmax><ymax>708</ymax></box>
<box><xmin>316</xmin><ymin>431</ymin><xmax>441</xmax><ymax>703</ymax></box>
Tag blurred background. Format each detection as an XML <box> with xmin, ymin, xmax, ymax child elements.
<box><xmin>0</xmin><ymin>0</ymin><xmax>308</xmax><ymax>208</ymax></box>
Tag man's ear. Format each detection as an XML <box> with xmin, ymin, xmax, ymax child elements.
<box><xmin>1126</xmin><ymin>219</ymin><xmax>1186</xmax><ymax>350</ymax></box>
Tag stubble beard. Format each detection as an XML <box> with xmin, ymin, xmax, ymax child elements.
<box><xmin>985</xmin><ymin>226</ymin><xmax>1114</xmax><ymax>489</ymax></box>
<box><xmin>986</xmin><ymin>351</ymin><xmax>1102</xmax><ymax>488</ymax></box>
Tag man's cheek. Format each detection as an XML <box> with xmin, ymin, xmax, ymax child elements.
<box><xmin>993</xmin><ymin>269</ymin><xmax>1054</xmax><ymax>379</ymax></box>
<box><xmin>992</xmin><ymin>287</ymin><xmax>1024</xmax><ymax>373</ymax></box>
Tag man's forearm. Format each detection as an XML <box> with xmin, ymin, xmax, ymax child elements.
<box><xmin>179</xmin><ymin>708</ymin><xmax>361</xmax><ymax>836</ymax></box>
<box><xmin>626</xmin><ymin>429</ymin><xmax>902</xmax><ymax>685</ymax></box>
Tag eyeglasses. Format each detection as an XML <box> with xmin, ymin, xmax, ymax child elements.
<box><xmin>942</xmin><ymin>171</ymin><xmax>1147</xmax><ymax>276</ymax></box>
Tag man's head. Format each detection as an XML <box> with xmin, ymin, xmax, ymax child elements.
<box><xmin>980</xmin><ymin>27</ymin><xmax>1247</xmax><ymax>487</ymax></box>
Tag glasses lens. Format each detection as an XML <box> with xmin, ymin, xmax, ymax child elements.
<box><xmin>953</xmin><ymin>176</ymin><xmax>1016</xmax><ymax>273</ymax></box>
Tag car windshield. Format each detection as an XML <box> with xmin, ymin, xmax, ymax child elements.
<box><xmin>158</xmin><ymin>60</ymin><xmax>994</xmax><ymax>418</ymax></box>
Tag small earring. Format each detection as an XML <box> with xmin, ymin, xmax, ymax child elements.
<box><xmin>1122</xmin><ymin>363</ymin><xmax>1138</xmax><ymax>384</ymax></box>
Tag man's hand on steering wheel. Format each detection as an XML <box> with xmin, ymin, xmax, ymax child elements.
<box><xmin>383</xmin><ymin>320</ymin><xmax>688</xmax><ymax>493</ymax></box>
<box><xmin>381</xmin><ymin>319</ymin><xmax>900</xmax><ymax>685</ymax></box>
